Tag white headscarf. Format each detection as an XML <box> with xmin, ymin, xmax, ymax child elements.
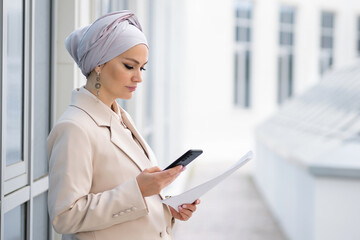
<box><xmin>65</xmin><ymin>10</ymin><xmax>148</xmax><ymax>77</ymax></box>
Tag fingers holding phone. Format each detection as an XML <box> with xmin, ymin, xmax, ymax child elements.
<box><xmin>163</xmin><ymin>150</ymin><xmax>202</xmax><ymax>170</ymax></box>
<box><xmin>136</xmin><ymin>165</ymin><xmax>185</xmax><ymax>197</ymax></box>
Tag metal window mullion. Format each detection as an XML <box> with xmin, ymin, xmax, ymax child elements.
<box><xmin>1</xmin><ymin>0</ymin><xmax>9</xmax><ymax>186</ymax></box>
<box><xmin>27</xmin><ymin>0</ymin><xmax>36</xmax><ymax>239</ymax></box>
<box><xmin>22</xmin><ymin>0</ymin><xmax>30</xmax><ymax>186</ymax></box>
<box><xmin>0</xmin><ymin>0</ymin><xmax>5</xmax><ymax>238</ymax></box>
<box><xmin>49</xmin><ymin>0</ymin><xmax>57</xmax><ymax>239</ymax></box>
<box><xmin>50</xmin><ymin>0</ymin><xmax>57</xmax><ymax>129</ymax></box>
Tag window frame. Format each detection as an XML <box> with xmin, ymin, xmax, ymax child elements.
<box><xmin>2</xmin><ymin>0</ymin><xmax>30</xmax><ymax>196</ymax></box>
<box><xmin>0</xmin><ymin>0</ymin><xmax>55</xmax><ymax>239</ymax></box>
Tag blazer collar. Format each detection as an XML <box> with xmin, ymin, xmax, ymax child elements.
<box><xmin>70</xmin><ymin>87</ymin><xmax>113</xmax><ymax>127</ymax></box>
<box><xmin>70</xmin><ymin>87</ymin><xmax>153</xmax><ymax>171</ymax></box>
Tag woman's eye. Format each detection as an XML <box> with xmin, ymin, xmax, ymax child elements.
<box><xmin>124</xmin><ymin>64</ymin><xmax>133</xmax><ymax>70</ymax></box>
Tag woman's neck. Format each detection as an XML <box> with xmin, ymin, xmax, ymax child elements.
<box><xmin>84</xmin><ymin>82</ymin><xmax>115</xmax><ymax>110</ymax></box>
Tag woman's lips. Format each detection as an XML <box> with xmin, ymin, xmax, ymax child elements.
<box><xmin>127</xmin><ymin>86</ymin><xmax>137</xmax><ymax>92</ymax></box>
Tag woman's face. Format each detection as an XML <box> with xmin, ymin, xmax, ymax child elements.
<box><xmin>97</xmin><ymin>44</ymin><xmax>148</xmax><ymax>100</ymax></box>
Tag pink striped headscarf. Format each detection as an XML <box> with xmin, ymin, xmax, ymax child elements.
<box><xmin>65</xmin><ymin>10</ymin><xmax>148</xmax><ymax>77</ymax></box>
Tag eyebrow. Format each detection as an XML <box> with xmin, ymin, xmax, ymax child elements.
<box><xmin>124</xmin><ymin>58</ymin><xmax>148</xmax><ymax>65</ymax></box>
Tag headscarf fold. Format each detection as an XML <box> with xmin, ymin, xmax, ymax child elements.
<box><xmin>65</xmin><ymin>10</ymin><xmax>148</xmax><ymax>77</ymax></box>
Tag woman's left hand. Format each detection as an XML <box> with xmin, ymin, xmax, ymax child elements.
<box><xmin>169</xmin><ymin>199</ymin><xmax>200</xmax><ymax>221</ymax></box>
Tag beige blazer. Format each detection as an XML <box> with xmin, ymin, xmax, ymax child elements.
<box><xmin>48</xmin><ymin>87</ymin><xmax>174</xmax><ymax>240</ymax></box>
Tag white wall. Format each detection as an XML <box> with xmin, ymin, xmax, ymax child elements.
<box><xmin>54</xmin><ymin>0</ymin><xmax>93</xmax><ymax>121</ymax></box>
<box><xmin>178</xmin><ymin>0</ymin><xmax>360</xmax><ymax>167</ymax></box>
<box><xmin>254</xmin><ymin>139</ymin><xmax>315</xmax><ymax>240</ymax></box>
<box><xmin>255</xmin><ymin>139</ymin><xmax>360</xmax><ymax>240</ymax></box>
<box><xmin>314</xmin><ymin>177</ymin><xmax>360</xmax><ymax>240</ymax></box>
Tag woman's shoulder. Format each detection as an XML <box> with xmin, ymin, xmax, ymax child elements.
<box><xmin>52</xmin><ymin>105</ymin><xmax>97</xmax><ymax>131</ymax></box>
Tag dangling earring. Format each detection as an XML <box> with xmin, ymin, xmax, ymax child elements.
<box><xmin>95</xmin><ymin>71</ymin><xmax>101</xmax><ymax>98</ymax></box>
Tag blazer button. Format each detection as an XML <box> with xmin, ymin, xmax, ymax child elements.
<box><xmin>112</xmin><ymin>213</ymin><xmax>119</xmax><ymax>218</ymax></box>
<box><xmin>131</xmin><ymin>207</ymin><xmax>137</xmax><ymax>211</ymax></box>
<box><xmin>119</xmin><ymin>211</ymin><xmax>125</xmax><ymax>216</ymax></box>
<box><xmin>125</xmin><ymin>209</ymin><xmax>131</xmax><ymax>213</ymax></box>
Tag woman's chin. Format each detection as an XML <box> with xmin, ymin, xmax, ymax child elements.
<box><xmin>119</xmin><ymin>93</ymin><xmax>133</xmax><ymax>100</ymax></box>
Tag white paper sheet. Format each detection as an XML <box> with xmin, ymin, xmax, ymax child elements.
<box><xmin>162</xmin><ymin>151</ymin><xmax>254</xmax><ymax>209</ymax></box>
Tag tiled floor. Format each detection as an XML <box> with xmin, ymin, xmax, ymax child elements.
<box><xmin>172</xmin><ymin>162</ymin><xmax>288</xmax><ymax>240</ymax></box>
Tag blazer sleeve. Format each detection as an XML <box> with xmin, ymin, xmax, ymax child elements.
<box><xmin>47</xmin><ymin>120</ymin><xmax>148</xmax><ymax>234</ymax></box>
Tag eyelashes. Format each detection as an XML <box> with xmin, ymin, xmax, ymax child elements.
<box><xmin>124</xmin><ymin>64</ymin><xmax>133</xmax><ymax>70</ymax></box>
<box><xmin>124</xmin><ymin>64</ymin><xmax>146</xmax><ymax>71</ymax></box>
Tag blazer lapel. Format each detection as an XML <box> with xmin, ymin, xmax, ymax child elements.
<box><xmin>109</xmin><ymin>115</ymin><xmax>152</xmax><ymax>171</ymax></box>
<box><xmin>119</xmin><ymin>108</ymin><xmax>159</xmax><ymax>166</ymax></box>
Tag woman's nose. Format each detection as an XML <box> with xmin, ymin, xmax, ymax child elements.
<box><xmin>132</xmin><ymin>69</ymin><xmax>143</xmax><ymax>82</ymax></box>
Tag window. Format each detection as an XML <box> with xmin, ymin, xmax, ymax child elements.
<box><xmin>278</xmin><ymin>5</ymin><xmax>295</xmax><ymax>104</ymax></box>
<box><xmin>234</xmin><ymin>0</ymin><xmax>252</xmax><ymax>108</ymax></box>
<box><xmin>1</xmin><ymin>0</ymin><xmax>53</xmax><ymax>239</ymax></box>
<box><xmin>5</xmin><ymin>0</ymin><xmax>24</xmax><ymax>167</ymax></box>
<box><xmin>3</xmin><ymin>0</ymin><xmax>28</xmax><ymax>198</ymax></box>
<box><xmin>4</xmin><ymin>204</ymin><xmax>26</xmax><ymax>239</ymax></box>
<box><xmin>320</xmin><ymin>11</ymin><xmax>335</xmax><ymax>75</ymax></box>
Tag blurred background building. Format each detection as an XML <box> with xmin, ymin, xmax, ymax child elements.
<box><xmin>0</xmin><ymin>0</ymin><xmax>359</xmax><ymax>239</ymax></box>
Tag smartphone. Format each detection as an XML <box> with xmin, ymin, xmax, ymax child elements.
<box><xmin>163</xmin><ymin>150</ymin><xmax>203</xmax><ymax>170</ymax></box>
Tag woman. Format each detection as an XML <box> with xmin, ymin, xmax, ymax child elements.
<box><xmin>48</xmin><ymin>11</ymin><xmax>199</xmax><ymax>240</ymax></box>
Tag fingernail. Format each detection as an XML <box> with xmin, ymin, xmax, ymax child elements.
<box><xmin>178</xmin><ymin>206</ymin><xmax>182</xmax><ymax>211</ymax></box>
<box><xmin>179</xmin><ymin>165</ymin><xmax>183</xmax><ymax>169</ymax></box>
<box><xmin>183</xmin><ymin>205</ymin><xmax>187</xmax><ymax>208</ymax></box>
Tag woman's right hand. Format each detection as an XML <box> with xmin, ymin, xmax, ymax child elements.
<box><xmin>136</xmin><ymin>165</ymin><xmax>185</xmax><ymax>197</ymax></box>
